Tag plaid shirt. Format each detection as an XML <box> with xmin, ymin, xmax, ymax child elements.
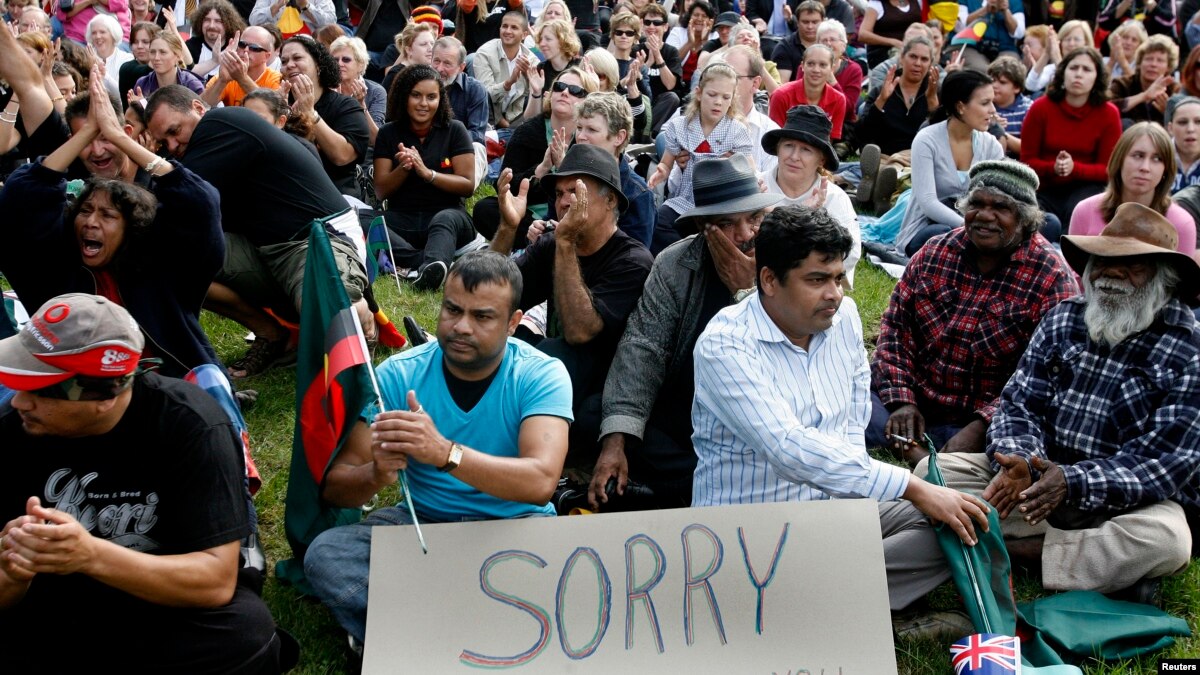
<box><xmin>872</xmin><ymin>229</ymin><xmax>1079</xmax><ymax>422</ymax></box>
<box><xmin>987</xmin><ymin>297</ymin><xmax>1200</xmax><ymax>513</ymax></box>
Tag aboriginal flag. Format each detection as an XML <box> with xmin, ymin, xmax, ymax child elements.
<box><xmin>276</xmin><ymin>222</ymin><xmax>375</xmax><ymax>593</ymax></box>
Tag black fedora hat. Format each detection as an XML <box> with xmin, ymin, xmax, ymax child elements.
<box><xmin>543</xmin><ymin>144</ymin><xmax>629</xmax><ymax>214</ymax></box>
<box><xmin>761</xmin><ymin>105</ymin><xmax>839</xmax><ymax>171</ymax></box>
<box><xmin>675</xmin><ymin>154</ymin><xmax>783</xmax><ymax>230</ymax></box>
<box><xmin>714</xmin><ymin>11</ymin><xmax>740</xmax><ymax>26</ymax></box>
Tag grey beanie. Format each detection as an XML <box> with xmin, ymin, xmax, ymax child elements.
<box><xmin>968</xmin><ymin>160</ymin><xmax>1039</xmax><ymax>208</ymax></box>
<box><xmin>1166</xmin><ymin>95</ymin><xmax>1200</xmax><ymax>124</ymax></box>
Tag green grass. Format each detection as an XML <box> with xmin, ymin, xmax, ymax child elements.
<box><xmin>210</xmin><ymin>248</ymin><xmax>1198</xmax><ymax>674</ymax></box>
<box><xmin>11</xmin><ymin>177</ymin><xmax>1193</xmax><ymax>671</ymax></box>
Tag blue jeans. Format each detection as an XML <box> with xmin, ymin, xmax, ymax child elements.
<box><xmin>304</xmin><ymin>506</ymin><xmax>552</xmax><ymax>642</ymax></box>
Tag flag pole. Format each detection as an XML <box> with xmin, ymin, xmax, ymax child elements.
<box><xmin>352</xmin><ymin>315</ymin><xmax>429</xmax><ymax>554</ymax></box>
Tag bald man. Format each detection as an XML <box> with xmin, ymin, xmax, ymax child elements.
<box><xmin>200</xmin><ymin>26</ymin><xmax>282</xmax><ymax>108</ymax></box>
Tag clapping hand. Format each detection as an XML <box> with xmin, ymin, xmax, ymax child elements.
<box><xmin>554</xmin><ymin>178</ymin><xmax>589</xmax><ymax>244</ymax></box>
<box><xmin>496</xmin><ymin>168</ymin><xmax>530</xmax><ymax>231</ymax></box>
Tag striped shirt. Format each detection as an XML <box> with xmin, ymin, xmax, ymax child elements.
<box><xmin>661</xmin><ymin>114</ymin><xmax>755</xmax><ymax>214</ymax></box>
<box><xmin>987</xmin><ymin>297</ymin><xmax>1200</xmax><ymax>513</ymax></box>
<box><xmin>691</xmin><ymin>293</ymin><xmax>912</xmax><ymax>506</ymax></box>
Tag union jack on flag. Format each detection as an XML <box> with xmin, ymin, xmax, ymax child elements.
<box><xmin>950</xmin><ymin>633</ymin><xmax>1020</xmax><ymax>674</ymax></box>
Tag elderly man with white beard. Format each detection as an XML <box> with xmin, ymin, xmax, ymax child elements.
<box><xmin>920</xmin><ymin>202</ymin><xmax>1200</xmax><ymax>605</ymax></box>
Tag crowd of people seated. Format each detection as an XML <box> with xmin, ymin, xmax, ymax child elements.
<box><xmin>1</xmin><ymin>0</ymin><xmax>1199</xmax><ymax>667</ymax></box>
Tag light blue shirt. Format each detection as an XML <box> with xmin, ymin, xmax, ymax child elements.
<box><xmin>364</xmin><ymin>338</ymin><xmax>573</xmax><ymax>521</ymax></box>
<box><xmin>691</xmin><ymin>294</ymin><xmax>911</xmax><ymax>506</ymax></box>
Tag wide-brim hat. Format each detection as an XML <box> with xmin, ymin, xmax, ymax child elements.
<box><xmin>543</xmin><ymin>143</ymin><xmax>629</xmax><ymax>214</ymax></box>
<box><xmin>1061</xmin><ymin>202</ymin><xmax>1200</xmax><ymax>299</ymax></box>
<box><xmin>675</xmin><ymin>154</ymin><xmax>783</xmax><ymax>230</ymax></box>
<box><xmin>761</xmin><ymin>104</ymin><xmax>838</xmax><ymax>171</ymax></box>
<box><xmin>0</xmin><ymin>293</ymin><xmax>143</xmax><ymax>391</ymax></box>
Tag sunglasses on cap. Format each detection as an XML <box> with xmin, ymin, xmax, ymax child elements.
<box><xmin>552</xmin><ymin>80</ymin><xmax>588</xmax><ymax>97</ymax></box>
<box><xmin>25</xmin><ymin>359</ymin><xmax>159</xmax><ymax>401</ymax></box>
<box><xmin>237</xmin><ymin>40</ymin><xmax>270</xmax><ymax>53</ymax></box>
<box><xmin>613</xmin><ymin>28</ymin><xmax>637</xmax><ymax>37</ymax></box>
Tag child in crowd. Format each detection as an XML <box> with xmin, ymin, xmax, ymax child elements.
<box><xmin>647</xmin><ymin>62</ymin><xmax>753</xmax><ymax>253</ymax></box>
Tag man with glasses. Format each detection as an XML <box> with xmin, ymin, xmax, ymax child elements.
<box><xmin>0</xmin><ymin>294</ymin><xmax>287</xmax><ymax>673</ymax></box>
<box><xmin>201</xmin><ymin>25</ymin><xmax>282</xmax><ymax>108</ymax></box>
<box><xmin>638</xmin><ymin>3</ymin><xmax>682</xmax><ymax>134</ymax></box>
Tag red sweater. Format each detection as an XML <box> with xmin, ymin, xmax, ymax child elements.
<box><xmin>1020</xmin><ymin>96</ymin><xmax>1122</xmax><ymax>187</ymax></box>
<box><xmin>768</xmin><ymin>78</ymin><xmax>846</xmax><ymax>140</ymax></box>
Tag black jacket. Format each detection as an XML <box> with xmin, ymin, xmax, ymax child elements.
<box><xmin>0</xmin><ymin>162</ymin><xmax>225</xmax><ymax>377</ymax></box>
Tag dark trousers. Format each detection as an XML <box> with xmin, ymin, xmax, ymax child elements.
<box><xmin>472</xmin><ymin>195</ymin><xmax>535</xmax><ymax>250</ymax></box>
<box><xmin>514</xmin><ymin>327</ymin><xmax>605</xmax><ymax>409</ymax></box>
<box><xmin>1037</xmin><ymin>182</ymin><xmax>1104</xmax><ymax>237</ymax></box>
<box><xmin>384</xmin><ymin>207</ymin><xmax>476</xmax><ymax>270</ymax></box>
<box><xmin>904</xmin><ymin>223</ymin><xmax>955</xmax><ymax>257</ymax></box>
<box><xmin>651</xmin><ymin>202</ymin><xmax>684</xmax><ymax>256</ymax></box>
<box><xmin>569</xmin><ymin>393</ymin><xmax>696</xmax><ymax>508</ymax></box>
<box><xmin>4</xmin><ymin>578</ymin><xmax>282</xmax><ymax>674</ymax></box>
<box><xmin>650</xmin><ymin>92</ymin><xmax>681</xmax><ymax>138</ymax></box>
<box><xmin>866</xmin><ymin>391</ymin><xmax>971</xmax><ymax>450</ymax></box>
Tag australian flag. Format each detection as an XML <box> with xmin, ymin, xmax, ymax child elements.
<box><xmin>951</xmin><ymin>633</ymin><xmax>1020</xmax><ymax>674</ymax></box>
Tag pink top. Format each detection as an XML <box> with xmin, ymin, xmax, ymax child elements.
<box><xmin>56</xmin><ymin>0</ymin><xmax>131</xmax><ymax>43</ymax></box>
<box><xmin>1069</xmin><ymin>193</ymin><xmax>1198</xmax><ymax>254</ymax></box>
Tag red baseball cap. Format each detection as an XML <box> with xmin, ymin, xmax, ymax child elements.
<box><xmin>0</xmin><ymin>293</ymin><xmax>144</xmax><ymax>391</ymax></box>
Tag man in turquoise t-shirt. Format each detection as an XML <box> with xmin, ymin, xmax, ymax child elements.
<box><xmin>304</xmin><ymin>250</ymin><xmax>574</xmax><ymax>644</ymax></box>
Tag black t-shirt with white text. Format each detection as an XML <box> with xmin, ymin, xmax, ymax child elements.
<box><xmin>0</xmin><ymin>373</ymin><xmax>250</xmax><ymax>626</ymax></box>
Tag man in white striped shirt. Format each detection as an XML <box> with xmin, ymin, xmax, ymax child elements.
<box><xmin>691</xmin><ymin>205</ymin><xmax>991</xmax><ymax>614</ymax></box>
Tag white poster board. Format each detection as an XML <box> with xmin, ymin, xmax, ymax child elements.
<box><xmin>364</xmin><ymin>500</ymin><xmax>897</xmax><ymax>674</ymax></box>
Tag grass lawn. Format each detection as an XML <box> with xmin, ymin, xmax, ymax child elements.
<box><xmin>203</xmin><ymin>253</ymin><xmax>1199</xmax><ymax>674</ymax></box>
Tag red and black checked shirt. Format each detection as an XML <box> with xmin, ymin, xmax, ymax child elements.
<box><xmin>871</xmin><ymin>229</ymin><xmax>1080</xmax><ymax>422</ymax></box>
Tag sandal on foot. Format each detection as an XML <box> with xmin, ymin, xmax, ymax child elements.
<box><xmin>228</xmin><ymin>336</ymin><xmax>291</xmax><ymax>379</ymax></box>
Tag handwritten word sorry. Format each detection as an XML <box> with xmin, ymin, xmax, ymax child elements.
<box><xmin>458</xmin><ymin>523</ymin><xmax>790</xmax><ymax>668</ymax></box>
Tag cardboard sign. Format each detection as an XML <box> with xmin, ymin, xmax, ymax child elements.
<box><xmin>364</xmin><ymin>500</ymin><xmax>897</xmax><ymax>674</ymax></box>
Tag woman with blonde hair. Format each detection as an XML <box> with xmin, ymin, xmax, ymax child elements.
<box><xmin>134</xmin><ymin>32</ymin><xmax>204</xmax><ymax>96</ymax></box>
<box><xmin>1110</xmin><ymin>35</ymin><xmax>1180</xmax><ymax>125</ymax></box>
<box><xmin>1105</xmin><ymin>19</ymin><xmax>1147</xmax><ymax>80</ymax></box>
<box><xmin>475</xmin><ymin>66</ymin><xmax>600</xmax><ymax>248</ymax></box>
<box><xmin>531</xmin><ymin>18</ymin><xmax>581</xmax><ymax>97</ymax></box>
<box><xmin>1069</xmin><ymin>122</ymin><xmax>1196</xmax><ymax>252</ymax></box>
<box><xmin>586</xmin><ymin>46</ymin><xmax>648</xmax><ymax>139</ymax></box>
<box><xmin>648</xmin><ymin>63</ymin><xmax>754</xmax><ymax>251</ymax></box>
<box><xmin>330</xmin><ymin>36</ymin><xmax>385</xmax><ymax>144</ymax></box>
<box><xmin>387</xmin><ymin>21</ymin><xmax>437</xmax><ymax>75</ymax></box>
<box><xmin>529</xmin><ymin>0</ymin><xmax>571</xmax><ymax>49</ymax></box>
<box><xmin>1021</xmin><ymin>24</ymin><xmax>1061</xmax><ymax>93</ymax></box>
<box><xmin>1057</xmin><ymin>19</ymin><xmax>1093</xmax><ymax>49</ymax></box>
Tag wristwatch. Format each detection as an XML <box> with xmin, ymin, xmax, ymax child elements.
<box><xmin>439</xmin><ymin>442</ymin><xmax>464</xmax><ymax>472</ymax></box>
<box><xmin>733</xmin><ymin>287</ymin><xmax>756</xmax><ymax>302</ymax></box>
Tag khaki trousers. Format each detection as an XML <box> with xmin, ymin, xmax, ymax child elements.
<box><xmin>914</xmin><ymin>453</ymin><xmax>1192</xmax><ymax>592</ymax></box>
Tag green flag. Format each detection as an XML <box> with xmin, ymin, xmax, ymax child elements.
<box><xmin>276</xmin><ymin>222</ymin><xmax>374</xmax><ymax>593</ymax></box>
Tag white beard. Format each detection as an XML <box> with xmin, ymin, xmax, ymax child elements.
<box><xmin>1082</xmin><ymin>262</ymin><xmax>1173</xmax><ymax>347</ymax></box>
